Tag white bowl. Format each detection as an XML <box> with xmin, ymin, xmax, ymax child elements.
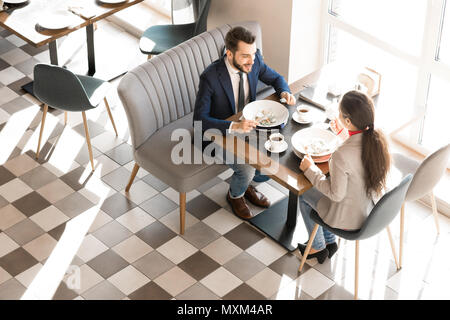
<box><xmin>291</xmin><ymin>127</ymin><xmax>339</xmax><ymax>160</ymax></box>
<box><xmin>242</xmin><ymin>100</ymin><xmax>289</xmax><ymax>128</ymax></box>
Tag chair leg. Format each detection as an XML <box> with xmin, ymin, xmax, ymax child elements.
<box><xmin>355</xmin><ymin>240</ymin><xmax>359</xmax><ymax>300</ymax></box>
<box><xmin>386</xmin><ymin>226</ymin><xmax>400</xmax><ymax>270</ymax></box>
<box><xmin>81</xmin><ymin>111</ymin><xmax>95</xmax><ymax>171</ymax></box>
<box><xmin>36</xmin><ymin>104</ymin><xmax>48</xmax><ymax>159</ymax></box>
<box><xmin>125</xmin><ymin>163</ymin><xmax>140</xmax><ymax>192</ymax></box>
<box><xmin>430</xmin><ymin>191</ymin><xmax>440</xmax><ymax>235</ymax></box>
<box><xmin>104</xmin><ymin>97</ymin><xmax>118</xmax><ymax>136</ymax></box>
<box><xmin>298</xmin><ymin>224</ymin><xmax>319</xmax><ymax>272</ymax></box>
<box><xmin>64</xmin><ymin>111</ymin><xmax>68</xmax><ymax>125</ymax></box>
<box><xmin>180</xmin><ymin>192</ymin><xmax>186</xmax><ymax>235</ymax></box>
<box><xmin>399</xmin><ymin>203</ymin><xmax>405</xmax><ymax>269</ymax></box>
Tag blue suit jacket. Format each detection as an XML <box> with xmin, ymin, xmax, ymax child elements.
<box><xmin>193</xmin><ymin>50</ymin><xmax>291</xmax><ymax>135</ymax></box>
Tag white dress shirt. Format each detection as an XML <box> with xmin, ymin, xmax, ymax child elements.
<box><xmin>224</xmin><ymin>57</ymin><xmax>250</xmax><ymax>133</ymax></box>
<box><xmin>224</xmin><ymin>57</ymin><xmax>250</xmax><ymax>109</ymax></box>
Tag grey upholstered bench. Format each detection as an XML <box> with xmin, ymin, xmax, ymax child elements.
<box><xmin>117</xmin><ymin>21</ymin><xmax>271</xmax><ymax>234</ymax></box>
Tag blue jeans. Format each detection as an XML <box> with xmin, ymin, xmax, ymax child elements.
<box><xmin>299</xmin><ymin>187</ymin><xmax>336</xmax><ymax>250</ymax></box>
<box><xmin>215</xmin><ymin>146</ymin><xmax>269</xmax><ymax>198</ymax></box>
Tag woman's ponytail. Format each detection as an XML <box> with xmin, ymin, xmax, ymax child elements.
<box><xmin>340</xmin><ymin>91</ymin><xmax>391</xmax><ymax>197</ymax></box>
<box><xmin>361</xmin><ymin>127</ymin><xmax>391</xmax><ymax>196</ymax></box>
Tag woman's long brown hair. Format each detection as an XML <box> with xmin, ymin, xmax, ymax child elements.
<box><xmin>339</xmin><ymin>91</ymin><xmax>391</xmax><ymax>196</ymax></box>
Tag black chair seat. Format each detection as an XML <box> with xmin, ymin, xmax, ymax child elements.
<box><xmin>140</xmin><ymin>23</ymin><xmax>196</xmax><ymax>55</ymax></box>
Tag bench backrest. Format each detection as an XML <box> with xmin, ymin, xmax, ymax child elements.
<box><xmin>118</xmin><ymin>21</ymin><xmax>262</xmax><ymax>149</ymax></box>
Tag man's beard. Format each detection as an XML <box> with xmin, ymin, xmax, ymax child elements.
<box><xmin>232</xmin><ymin>56</ymin><xmax>251</xmax><ymax>73</ymax></box>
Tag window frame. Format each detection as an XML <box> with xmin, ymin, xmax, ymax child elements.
<box><xmin>322</xmin><ymin>0</ymin><xmax>450</xmax><ymax>158</ymax></box>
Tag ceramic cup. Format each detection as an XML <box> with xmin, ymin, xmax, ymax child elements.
<box><xmin>269</xmin><ymin>132</ymin><xmax>285</xmax><ymax>151</ymax></box>
<box><xmin>296</xmin><ymin>105</ymin><xmax>312</xmax><ymax>122</ymax></box>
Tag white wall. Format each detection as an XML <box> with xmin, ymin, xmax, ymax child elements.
<box><xmin>208</xmin><ymin>0</ymin><xmax>324</xmax><ymax>84</ymax></box>
<box><xmin>288</xmin><ymin>0</ymin><xmax>325</xmax><ymax>83</ymax></box>
<box><xmin>208</xmin><ymin>0</ymin><xmax>294</xmax><ymax>79</ymax></box>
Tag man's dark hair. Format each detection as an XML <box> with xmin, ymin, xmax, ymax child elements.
<box><xmin>225</xmin><ymin>27</ymin><xmax>256</xmax><ymax>53</ymax></box>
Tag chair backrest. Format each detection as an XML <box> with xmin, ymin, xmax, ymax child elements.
<box><xmin>193</xmin><ymin>0</ymin><xmax>211</xmax><ymax>36</ymax></box>
<box><xmin>406</xmin><ymin>143</ymin><xmax>450</xmax><ymax>201</ymax></box>
<box><xmin>117</xmin><ymin>21</ymin><xmax>262</xmax><ymax>150</ymax></box>
<box><xmin>357</xmin><ymin>174</ymin><xmax>413</xmax><ymax>240</ymax></box>
<box><xmin>33</xmin><ymin>64</ymin><xmax>92</xmax><ymax>111</ymax></box>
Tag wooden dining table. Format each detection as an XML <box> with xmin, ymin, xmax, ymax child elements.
<box><xmin>212</xmin><ymin>65</ymin><xmax>338</xmax><ymax>252</ymax></box>
<box><xmin>0</xmin><ymin>0</ymin><xmax>144</xmax><ymax>93</ymax></box>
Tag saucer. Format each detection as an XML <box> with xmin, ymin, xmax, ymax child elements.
<box><xmin>265</xmin><ymin>140</ymin><xmax>288</xmax><ymax>153</ymax></box>
<box><xmin>292</xmin><ymin>111</ymin><xmax>312</xmax><ymax>124</ymax></box>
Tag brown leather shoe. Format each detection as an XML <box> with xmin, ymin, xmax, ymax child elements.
<box><xmin>226</xmin><ymin>193</ymin><xmax>253</xmax><ymax>220</ymax></box>
<box><xmin>244</xmin><ymin>185</ymin><xmax>271</xmax><ymax>208</ymax></box>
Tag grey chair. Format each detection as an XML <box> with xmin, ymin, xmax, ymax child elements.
<box><xmin>393</xmin><ymin>143</ymin><xmax>450</xmax><ymax>268</ymax></box>
<box><xmin>33</xmin><ymin>63</ymin><xmax>118</xmax><ymax>171</ymax></box>
<box><xmin>139</xmin><ymin>0</ymin><xmax>211</xmax><ymax>59</ymax></box>
<box><xmin>298</xmin><ymin>174</ymin><xmax>413</xmax><ymax>300</ymax></box>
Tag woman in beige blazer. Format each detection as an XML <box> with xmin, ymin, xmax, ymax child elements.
<box><xmin>297</xmin><ymin>90</ymin><xmax>391</xmax><ymax>263</ymax></box>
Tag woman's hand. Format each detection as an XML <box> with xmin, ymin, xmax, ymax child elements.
<box><xmin>300</xmin><ymin>154</ymin><xmax>314</xmax><ymax>172</ymax></box>
<box><xmin>330</xmin><ymin>119</ymin><xmax>344</xmax><ymax>135</ymax></box>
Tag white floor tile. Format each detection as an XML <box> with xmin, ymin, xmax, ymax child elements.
<box><xmin>200</xmin><ymin>267</ymin><xmax>243</xmax><ymax>297</ymax></box>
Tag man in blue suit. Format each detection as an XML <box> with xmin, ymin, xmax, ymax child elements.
<box><xmin>194</xmin><ymin>26</ymin><xmax>295</xmax><ymax>220</ymax></box>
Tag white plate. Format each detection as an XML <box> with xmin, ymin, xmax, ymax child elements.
<box><xmin>243</xmin><ymin>100</ymin><xmax>289</xmax><ymax>128</ymax></box>
<box><xmin>4</xmin><ymin>0</ymin><xmax>28</xmax><ymax>4</ymax></box>
<box><xmin>37</xmin><ymin>11</ymin><xmax>80</xmax><ymax>30</ymax></box>
<box><xmin>292</xmin><ymin>111</ymin><xmax>312</xmax><ymax>124</ymax></box>
<box><xmin>98</xmin><ymin>0</ymin><xmax>127</xmax><ymax>4</ymax></box>
<box><xmin>291</xmin><ymin>127</ymin><xmax>339</xmax><ymax>158</ymax></box>
<box><xmin>264</xmin><ymin>140</ymin><xmax>288</xmax><ymax>153</ymax></box>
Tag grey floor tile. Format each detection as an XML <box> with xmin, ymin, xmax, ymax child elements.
<box><xmin>92</xmin><ymin>221</ymin><xmax>132</xmax><ymax>248</ymax></box>
<box><xmin>181</xmin><ymin>221</ymin><xmax>221</xmax><ymax>249</ymax></box>
<box><xmin>59</xmin><ymin>166</ymin><xmax>94</xmax><ymax>191</ymax></box>
<box><xmin>223</xmin><ymin>223</ymin><xmax>265</xmax><ymax>250</ymax></box>
<box><xmin>128</xmin><ymin>281</ymin><xmax>172</xmax><ymax>300</ymax></box>
<box><xmin>104</xmin><ymin>143</ymin><xmax>134</xmax><ymax>166</ymax></box>
<box><xmin>82</xmin><ymin>280</ymin><xmax>126</xmax><ymax>300</ymax></box>
<box><xmin>19</xmin><ymin>166</ymin><xmax>58</xmax><ymax>190</ymax></box>
<box><xmin>175</xmin><ymin>283</ymin><xmax>220</xmax><ymax>300</ymax></box>
<box><xmin>0</xmin><ymin>278</ymin><xmax>26</xmax><ymax>299</ymax></box>
<box><xmin>3</xmin><ymin>218</ymin><xmax>45</xmax><ymax>246</ymax></box>
<box><xmin>54</xmin><ymin>192</ymin><xmax>94</xmax><ymax>219</ymax></box>
<box><xmin>101</xmin><ymin>167</ymin><xmax>133</xmax><ymax>191</ymax></box>
<box><xmin>268</xmin><ymin>253</ymin><xmax>304</xmax><ymax>280</ymax></box>
<box><xmin>132</xmin><ymin>251</ymin><xmax>175</xmax><ymax>280</ymax></box>
<box><xmin>11</xmin><ymin>191</ymin><xmax>51</xmax><ymax>217</ymax></box>
<box><xmin>186</xmin><ymin>194</ymin><xmax>221</xmax><ymax>220</ymax></box>
<box><xmin>100</xmin><ymin>192</ymin><xmax>137</xmax><ymax>219</ymax></box>
<box><xmin>0</xmin><ymin>248</ymin><xmax>39</xmax><ymax>276</ymax></box>
<box><xmin>73</xmin><ymin>119</ymin><xmax>106</xmax><ymax>140</ymax></box>
<box><xmin>178</xmin><ymin>251</ymin><xmax>220</xmax><ymax>281</ymax></box>
<box><xmin>135</xmin><ymin>221</ymin><xmax>177</xmax><ymax>249</ymax></box>
<box><xmin>53</xmin><ymin>281</ymin><xmax>78</xmax><ymax>300</ymax></box>
<box><xmin>222</xmin><ymin>283</ymin><xmax>266</xmax><ymax>300</ymax></box>
<box><xmin>223</xmin><ymin>252</ymin><xmax>266</xmax><ymax>282</ymax></box>
<box><xmin>140</xmin><ymin>174</ymin><xmax>169</xmax><ymax>192</ymax></box>
<box><xmin>87</xmin><ymin>250</ymin><xmax>129</xmax><ymax>279</ymax></box>
<box><xmin>0</xmin><ymin>166</ymin><xmax>16</xmax><ymax>186</ymax></box>
<box><xmin>139</xmin><ymin>194</ymin><xmax>177</xmax><ymax>219</ymax></box>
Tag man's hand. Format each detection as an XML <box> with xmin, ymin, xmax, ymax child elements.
<box><xmin>231</xmin><ymin>120</ymin><xmax>258</xmax><ymax>133</ymax></box>
<box><xmin>280</xmin><ymin>92</ymin><xmax>296</xmax><ymax>106</ymax></box>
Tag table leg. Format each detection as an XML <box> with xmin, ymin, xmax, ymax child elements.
<box><xmin>249</xmin><ymin>190</ymin><xmax>302</xmax><ymax>251</ymax></box>
<box><xmin>49</xmin><ymin>40</ymin><xmax>58</xmax><ymax>65</ymax></box>
<box><xmin>86</xmin><ymin>24</ymin><xmax>96</xmax><ymax>76</ymax></box>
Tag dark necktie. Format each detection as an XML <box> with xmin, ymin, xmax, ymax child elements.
<box><xmin>238</xmin><ymin>71</ymin><xmax>245</xmax><ymax>113</ymax></box>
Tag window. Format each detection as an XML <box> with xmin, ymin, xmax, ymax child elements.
<box><xmin>324</xmin><ymin>0</ymin><xmax>450</xmax><ymax>156</ymax></box>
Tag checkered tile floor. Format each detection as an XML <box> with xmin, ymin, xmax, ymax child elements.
<box><xmin>1</xmin><ymin>22</ymin><xmax>450</xmax><ymax>300</ymax></box>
